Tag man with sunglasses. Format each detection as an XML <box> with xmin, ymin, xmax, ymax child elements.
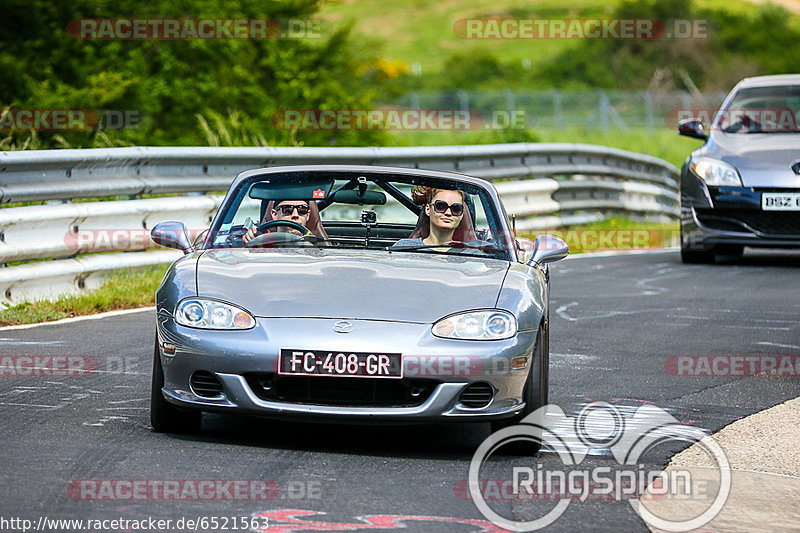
<box><xmin>243</xmin><ymin>199</ymin><xmax>312</xmax><ymax>244</ymax></box>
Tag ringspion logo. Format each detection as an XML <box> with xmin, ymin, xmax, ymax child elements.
<box><xmin>469</xmin><ymin>402</ymin><xmax>730</xmax><ymax>531</ymax></box>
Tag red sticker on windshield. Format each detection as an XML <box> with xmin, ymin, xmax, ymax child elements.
<box><xmin>313</xmin><ymin>189</ymin><xmax>325</xmax><ymax>199</ymax></box>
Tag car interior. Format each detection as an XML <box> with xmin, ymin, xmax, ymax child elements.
<box><xmin>209</xmin><ymin>173</ymin><xmax>505</xmax><ymax>256</ymax></box>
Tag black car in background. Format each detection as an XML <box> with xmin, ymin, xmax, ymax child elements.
<box><xmin>678</xmin><ymin>74</ymin><xmax>800</xmax><ymax>263</ymax></box>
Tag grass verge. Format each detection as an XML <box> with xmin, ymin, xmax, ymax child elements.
<box><xmin>387</xmin><ymin>125</ymin><xmax>700</xmax><ymax>168</ymax></box>
<box><xmin>0</xmin><ymin>265</ymin><xmax>168</xmax><ymax>327</ymax></box>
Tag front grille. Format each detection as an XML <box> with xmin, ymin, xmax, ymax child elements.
<box><xmin>244</xmin><ymin>373</ymin><xmax>438</xmax><ymax>407</ymax></box>
<box><xmin>190</xmin><ymin>371</ymin><xmax>224</xmax><ymax>397</ymax></box>
<box><xmin>696</xmin><ymin>209</ymin><xmax>800</xmax><ymax>236</ymax></box>
<box><xmin>459</xmin><ymin>382</ymin><xmax>494</xmax><ymax>408</ymax></box>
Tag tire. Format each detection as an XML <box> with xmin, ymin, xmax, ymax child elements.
<box><xmin>680</xmin><ymin>225</ymin><xmax>715</xmax><ymax>264</ymax></box>
<box><xmin>490</xmin><ymin>322</ymin><xmax>547</xmax><ymax>455</ymax></box>
<box><xmin>150</xmin><ymin>336</ymin><xmax>201</xmax><ymax>434</ymax></box>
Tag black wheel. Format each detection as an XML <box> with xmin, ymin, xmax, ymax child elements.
<box><xmin>680</xmin><ymin>224</ymin><xmax>716</xmax><ymax>264</ymax></box>
<box><xmin>490</xmin><ymin>322</ymin><xmax>547</xmax><ymax>455</ymax></box>
<box><xmin>150</xmin><ymin>336</ymin><xmax>201</xmax><ymax>434</ymax></box>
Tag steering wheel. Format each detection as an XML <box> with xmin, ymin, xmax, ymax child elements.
<box><xmin>245</xmin><ymin>219</ymin><xmax>317</xmax><ymax>247</ymax></box>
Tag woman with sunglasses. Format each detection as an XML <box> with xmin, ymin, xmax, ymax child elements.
<box><xmin>393</xmin><ymin>186</ymin><xmax>471</xmax><ymax>250</ymax></box>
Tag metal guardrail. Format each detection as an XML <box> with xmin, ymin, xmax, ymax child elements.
<box><xmin>0</xmin><ymin>144</ymin><xmax>679</xmax><ymax>305</ymax></box>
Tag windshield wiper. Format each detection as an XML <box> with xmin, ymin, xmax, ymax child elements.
<box><xmin>387</xmin><ymin>241</ymin><xmax>505</xmax><ymax>254</ymax></box>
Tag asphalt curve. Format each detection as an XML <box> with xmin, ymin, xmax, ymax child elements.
<box><xmin>1</xmin><ymin>248</ymin><xmax>798</xmax><ymax>532</ymax></box>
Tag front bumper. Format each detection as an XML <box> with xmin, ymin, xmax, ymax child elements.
<box><xmin>156</xmin><ymin>314</ymin><xmax>538</xmax><ymax>423</ymax></box>
<box><xmin>681</xmin><ymin>177</ymin><xmax>800</xmax><ymax>250</ymax></box>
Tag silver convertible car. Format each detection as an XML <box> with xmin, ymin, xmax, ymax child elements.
<box><xmin>150</xmin><ymin>165</ymin><xmax>568</xmax><ymax>449</ymax></box>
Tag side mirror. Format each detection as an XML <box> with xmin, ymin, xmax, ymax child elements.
<box><xmin>151</xmin><ymin>221</ymin><xmax>194</xmax><ymax>253</ymax></box>
<box><xmin>528</xmin><ymin>235</ymin><xmax>569</xmax><ymax>266</ymax></box>
<box><xmin>678</xmin><ymin>118</ymin><xmax>708</xmax><ymax>140</ymax></box>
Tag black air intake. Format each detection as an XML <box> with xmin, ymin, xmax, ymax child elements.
<box><xmin>459</xmin><ymin>382</ymin><xmax>494</xmax><ymax>408</ymax></box>
<box><xmin>190</xmin><ymin>371</ymin><xmax>224</xmax><ymax>398</ymax></box>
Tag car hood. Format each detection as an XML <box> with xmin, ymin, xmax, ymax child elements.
<box><xmin>195</xmin><ymin>249</ymin><xmax>509</xmax><ymax>323</ymax></box>
<box><xmin>702</xmin><ymin>132</ymin><xmax>800</xmax><ymax>187</ymax></box>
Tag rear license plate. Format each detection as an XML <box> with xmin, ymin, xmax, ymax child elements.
<box><xmin>278</xmin><ymin>349</ymin><xmax>403</xmax><ymax>378</ymax></box>
<box><xmin>762</xmin><ymin>192</ymin><xmax>800</xmax><ymax>211</ymax></box>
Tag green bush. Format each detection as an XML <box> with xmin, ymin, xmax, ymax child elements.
<box><xmin>0</xmin><ymin>0</ymin><xmax>389</xmax><ymax>149</ymax></box>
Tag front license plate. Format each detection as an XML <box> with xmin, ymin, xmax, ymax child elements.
<box><xmin>762</xmin><ymin>192</ymin><xmax>800</xmax><ymax>211</ymax></box>
<box><xmin>278</xmin><ymin>349</ymin><xmax>403</xmax><ymax>378</ymax></box>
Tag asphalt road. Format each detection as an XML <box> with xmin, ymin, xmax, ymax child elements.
<box><xmin>1</xmin><ymin>248</ymin><xmax>798</xmax><ymax>533</ymax></box>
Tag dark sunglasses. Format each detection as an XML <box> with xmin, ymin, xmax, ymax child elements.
<box><xmin>275</xmin><ymin>204</ymin><xmax>309</xmax><ymax>216</ymax></box>
<box><xmin>430</xmin><ymin>200</ymin><xmax>464</xmax><ymax>216</ymax></box>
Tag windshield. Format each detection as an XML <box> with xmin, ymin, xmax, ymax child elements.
<box><xmin>715</xmin><ymin>85</ymin><xmax>800</xmax><ymax>133</ymax></box>
<box><xmin>205</xmin><ymin>171</ymin><xmax>513</xmax><ymax>261</ymax></box>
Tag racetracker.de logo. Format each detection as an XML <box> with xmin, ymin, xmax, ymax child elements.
<box><xmin>67</xmin><ymin>18</ymin><xmax>325</xmax><ymax>40</ymax></box>
<box><xmin>454</xmin><ymin>18</ymin><xmax>708</xmax><ymax>40</ymax></box>
<box><xmin>665</xmin><ymin>355</ymin><xmax>800</xmax><ymax>377</ymax></box>
<box><xmin>0</xmin><ymin>355</ymin><xmax>97</xmax><ymax>377</ymax></box>
<box><xmin>0</xmin><ymin>109</ymin><xmax>141</xmax><ymax>131</ymax></box>
<box><xmin>667</xmin><ymin>108</ymin><xmax>800</xmax><ymax>131</ymax></box>
<box><xmin>68</xmin><ymin>479</ymin><xmax>279</xmax><ymax>501</ymax></box>
<box><xmin>271</xmin><ymin>109</ymin><xmax>526</xmax><ymax>131</ymax></box>
<box><xmin>64</xmin><ymin>228</ymin><xmax>207</xmax><ymax>252</ymax></box>
<box><xmin>521</xmin><ymin>229</ymin><xmax>665</xmax><ymax>252</ymax></box>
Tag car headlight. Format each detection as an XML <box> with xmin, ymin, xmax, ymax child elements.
<box><xmin>692</xmin><ymin>157</ymin><xmax>743</xmax><ymax>186</ymax></box>
<box><xmin>432</xmin><ymin>310</ymin><xmax>517</xmax><ymax>340</ymax></box>
<box><xmin>174</xmin><ymin>298</ymin><xmax>255</xmax><ymax>330</ymax></box>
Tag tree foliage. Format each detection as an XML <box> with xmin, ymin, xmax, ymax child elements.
<box><xmin>424</xmin><ymin>0</ymin><xmax>800</xmax><ymax>92</ymax></box>
<box><xmin>0</xmin><ymin>0</ymin><xmax>388</xmax><ymax>148</ymax></box>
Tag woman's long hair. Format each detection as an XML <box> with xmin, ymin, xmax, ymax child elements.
<box><xmin>408</xmin><ymin>186</ymin><xmax>476</xmax><ymax>241</ymax></box>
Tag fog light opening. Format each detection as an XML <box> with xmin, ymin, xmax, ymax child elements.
<box><xmin>511</xmin><ymin>356</ymin><xmax>528</xmax><ymax>369</ymax></box>
<box><xmin>189</xmin><ymin>371</ymin><xmax>224</xmax><ymax>398</ymax></box>
<box><xmin>459</xmin><ymin>382</ymin><xmax>494</xmax><ymax>408</ymax></box>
